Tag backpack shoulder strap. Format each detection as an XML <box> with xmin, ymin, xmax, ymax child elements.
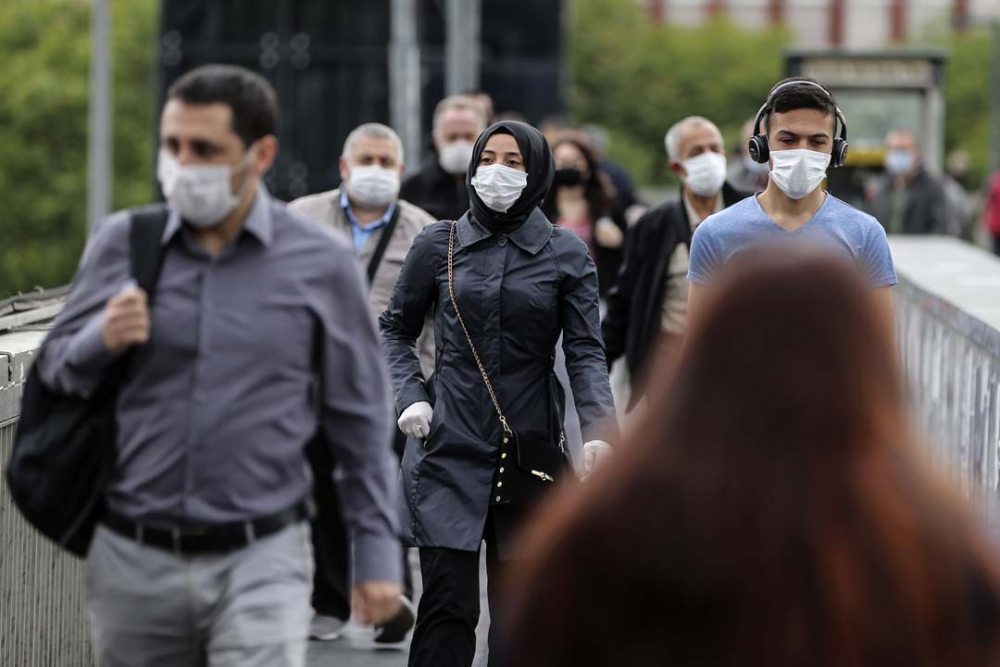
<box><xmin>129</xmin><ymin>204</ymin><xmax>170</xmax><ymax>300</ymax></box>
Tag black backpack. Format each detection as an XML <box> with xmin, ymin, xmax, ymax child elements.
<box><xmin>5</xmin><ymin>206</ymin><xmax>169</xmax><ymax>557</ymax></box>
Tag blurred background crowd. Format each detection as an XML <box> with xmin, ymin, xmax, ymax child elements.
<box><xmin>3</xmin><ymin>0</ymin><xmax>1000</xmax><ymax>298</ymax></box>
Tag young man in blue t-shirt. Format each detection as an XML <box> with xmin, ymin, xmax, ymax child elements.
<box><xmin>687</xmin><ymin>78</ymin><xmax>897</xmax><ymax>331</ymax></box>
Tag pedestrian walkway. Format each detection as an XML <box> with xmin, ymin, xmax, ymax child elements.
<box><xmin>306</xmin><ymin>552</ymin><xmax>491</xmax><ymax>666</ymax></box>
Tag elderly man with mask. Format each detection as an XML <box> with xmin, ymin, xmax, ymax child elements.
<box><xmin>291</xmin><ymin>122</ymin><xmax>434</xmax><ymax>646</ymax></box>
<box><xmin>400</xmin><ymin>95</ymin><xmax>487</xmax><ymax>222</ymax></box>
<box><xmin>867</xmin><ymin>128</ymin><xmax>951</xmax><ymax>235</ymax></box>
<box><xmin>602</xmin><ymin>116</ymin><xmax>748</xmax><ymax>408</ymax></box>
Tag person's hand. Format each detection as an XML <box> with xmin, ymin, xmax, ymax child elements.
<box><xmin>101</xmin><ymin>281</ymin><xmax>150</xmax><ymax>355</ymax></box>
<box><xmin>581</xmin><ymin>440</ymin><xmax>613</xmax><ymax>480</ymax></box>
<box><xmin>398</xmin><ymin>401</ymin><xmax>434</xmax><ymax>439</ymax></box>
<box><xmin>352</xmin><ymin>582</ymin><xmax>403</xmax><ymax>626</ymax></box>
<box><xmin>594</xmin><ymin>217</ymin><xmax>624</xmax><ymax>249</ymax></box>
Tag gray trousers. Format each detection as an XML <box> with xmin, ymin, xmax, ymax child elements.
<box><xmin>85</xmin><ymin>522</ymin><xmax>314</xmax><ymax>667</ymax></box>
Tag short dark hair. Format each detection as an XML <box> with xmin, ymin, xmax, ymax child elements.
<box><xmin>764</xmin><ymin>77</ymin><xmax>838</xmax><ymax>135</ymax></box>
<box><xmin>167</xmin><ymin>65</ymin><xmax>278</xmax><ymax>147</ymax></box>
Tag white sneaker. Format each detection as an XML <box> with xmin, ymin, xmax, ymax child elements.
<box><xmin>309</xmin><ymin>613</ymin><xmax>347</xmax><ymax>641</ymax></box>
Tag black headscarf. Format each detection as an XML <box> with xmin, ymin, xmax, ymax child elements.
<box><xmin>466</xmin><ymin>121</ymin><xmax>555</xmax><ymax>235</ymax></box>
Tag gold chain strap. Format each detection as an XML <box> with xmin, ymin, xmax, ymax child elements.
<box><xmin>448</xmin><ymin>222</ymin><xmax>513</xmax><ymax>437</ymax></box>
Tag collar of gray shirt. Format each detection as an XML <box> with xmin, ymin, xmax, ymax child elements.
<box><xmin>161</xmin><ymin>187</ymin><xmax>275</xmax><ymax>249</ymax></box>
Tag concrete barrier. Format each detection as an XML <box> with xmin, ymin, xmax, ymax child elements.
<box><xmin>890</xmin><ymin>236</ymin><xmax>1000</xmax><ymax>508</ymax></box>
<box><xmin>0</xmin><ymin>329</ymin><xmax>92</xmax><ymax>667</ymax></box>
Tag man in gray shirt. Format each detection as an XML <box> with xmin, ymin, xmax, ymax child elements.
<box><xmin>35</xmin><ymin>64</ymin><xmax>402</xmax><ymax>666</ymax></box>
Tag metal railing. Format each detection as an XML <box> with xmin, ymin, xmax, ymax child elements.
<box><xmin>891</xmin><ymin>236</ymin><xmax>1000</xmax><ymax>511</ymax></box>
<box><xmin>0</xmin><ymin>329</ymin><xmax>93</xmax><ymax>666</ymax></box>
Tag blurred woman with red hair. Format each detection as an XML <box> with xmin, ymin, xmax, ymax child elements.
<box><xmin>504</xmin><ymin>248</ymin><xmax>1000</xmax><ymax>666</ymax></box>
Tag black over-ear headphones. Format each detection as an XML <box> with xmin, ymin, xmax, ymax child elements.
<box><xmin>748</xmin><ymin>80</ymin><xmax>849</xmax><ymax>168</ymax></box>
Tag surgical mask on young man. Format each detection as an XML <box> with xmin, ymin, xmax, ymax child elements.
<box><xmin>346</xmin><ymin>165</ymin><xmax>400</xmax><ymax>208</ymax></box>
<box><xmin>157</xmin><ymin>147</ymin><xmax>256</xmax><ymax>228</ymax></box>
<box><xmin>438</xmin><ymin>141</ymin><xmax>475</xmax><ymax>175</ymax></box>
<box><xmin>471</xmin><ymin>164</ymin><xmax>528</xmax><ymax>213</ymax></box>
<box><xmin>769</xmin><ymin>149</ymin><xmax>831</xmax><ymax>200</ymax></box>
<box><xmin>884</xmin><ymin>150</ymin><xmax>915</xmax><ymax>178</ymax></box>
<box><xmin>680</xmin><ymin>152</ymin><xmax>727</xmax><ymax>198</ymax></box>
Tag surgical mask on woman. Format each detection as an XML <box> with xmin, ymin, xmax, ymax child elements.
<box><xmin>680</xmin><ymin>152</ymin><xmax>727</xmax><ymax>198</ymax></box>
<box><xmin>769</xmin><ymin>149</ymin><xmax>831</xmax><ymax>200</ymax></box>
<box><xmin>471</xmin><ymin>164</ymin><xmax>529</xmax><ymax>213</ymax></box>
<box><xmin>157</xmin><ymin>147</ymin><xmax>256</xmax><ymax>228</ymax></box>
<box><xmin>346</xmin><ymin>165</ymin><xmax>400</xmax><ymax>208</ymax></box>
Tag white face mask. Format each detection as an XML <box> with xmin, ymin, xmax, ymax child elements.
<box><xmin>471</xmin><ymin>164</ymin><xmax>529</xmax><ymax>213</ymax></box>
<box><xmin>680</xmin><ymin>152</ymin><xmax>727</xmax><ymax>198</ymax></box>
<box><xmin>769</xmin><ymin>149</ymin><xmax>831</xmax><ymax>200</ymax></box>
<box><xmin>345</xmin><ymin>165</ymin><xmax>400</xmax><ymax>208</ymax></box>
<box><xmin>438</xmin><ymin>141</ymin><xmax>475</xmax><ymax>175</ymax></box>
<box><xmin>157</xmin><ymin>147</ymin><xmax>255</xmax><ymax>228</ymax></box>
<box><xmin>884</xmin><ymin>149</ymin><xmax>915</xmax><ymax>177</ymax></box>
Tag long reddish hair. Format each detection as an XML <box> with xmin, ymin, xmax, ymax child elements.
<box><xmin>505</xmin><ymin>248</ymin><xmax>1000</xmax><ymax>666</ymax></box>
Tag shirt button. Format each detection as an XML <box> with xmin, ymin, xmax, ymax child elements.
<box><xmin>497</xmin><ymin>481</ymin><xmax>503</xmax><ymax>488</ymax></box>
<box><xmin>496</xmin><ymin>496</ymin><xmax>502</xmax><ymax>502</ymax></box>
<box><xmin>498</xmin><ymin>236</ymin><xmax>507</xmax><ymax>247</ymax></box>
<box><xmin>501</xmin><ymin>453</ymin><xmax>507</xmax><ymax>459</ymax></box>
<box><xmin>499</xmin><ymin>467</ymin><xmax>504</xmax><ymax>473</ymax></box>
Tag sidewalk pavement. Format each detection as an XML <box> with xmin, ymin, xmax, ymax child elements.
<box><xmin>306</xmin><ymin>550</ymin><xmax>490</xmax><ymax>666</ymax></box>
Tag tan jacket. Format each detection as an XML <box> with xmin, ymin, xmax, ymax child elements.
<box><xmin>290</xmin><ymin>188</ymin><xmax>436</xmax><ymax>379</ymax></box>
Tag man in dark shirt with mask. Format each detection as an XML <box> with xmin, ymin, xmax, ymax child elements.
<box><xmin>399</xmin><ymin>95</ymin><xmax>486</xmax><ymax>222</ymax></box>
<box><xmin>35</xmin><ymin>64</ymin><xmax>402</xmax><ymax>666</ymax></box>
<box><xmin>867</xmin><ymin>128</ymin><xmax>951</xmax><ymax>236</ymax></box>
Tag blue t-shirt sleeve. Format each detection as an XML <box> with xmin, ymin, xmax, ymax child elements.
<box><xmin>860</xmin><ymin>221</ymin><xmax>898</xmax><ymax>288</ymax></box>
<box><xmin>687</xmin><ymin>222</ymin><xmax>719</xmax><ymax>285</ymax></box>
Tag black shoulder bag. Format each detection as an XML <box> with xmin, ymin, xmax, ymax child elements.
<box><xmin>6</xmin><ymin>206</ymin><xmax>169</xmax><ymax>557</ymax></box>
<box><xmin>447</xmin><ymin>222</ymin><xmax>572</xmax><ymax>506</ymax></box>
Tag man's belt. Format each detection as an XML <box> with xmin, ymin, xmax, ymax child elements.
<box><xmin>100</xmin><ymin>500</ymin><xmax>314</xmax><ymax>556</ymax></box>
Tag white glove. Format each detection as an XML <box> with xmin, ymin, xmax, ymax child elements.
<box><xmin>398</xmin><ymin>401</ymin><xmax>434</xmax><ymax>439</ymax></box>
<box><xmin>582</xmin><ymin>440</ymin><xmax>613</xmax><ymax>479</ymax></box>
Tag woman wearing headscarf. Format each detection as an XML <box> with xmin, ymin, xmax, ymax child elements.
<box><xmin>379</xmin><ymin>121</ymin><xmax>618</xmax><ymax>667</ymax></box>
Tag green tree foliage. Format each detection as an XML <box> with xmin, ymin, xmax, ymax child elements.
<box><xmin>0</xmin><ymin>0</ymin><xmax>158</xmax><ymax>298</ymax></box>
<box><xmin>568</xmin><ymin>0</ymin><xmax>789</xmax><ymax>186</ymax></box>
<box><xmin>570</xmin><ymin>0</ymin><xmax>997</xmax><ymax>189</ymax></box>
<box><xmin>942</xmin><ymin>28</ymin><xmax>994</xmax><ymax>186</ymax></box>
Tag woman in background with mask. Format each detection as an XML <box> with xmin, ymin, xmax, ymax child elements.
<box><xmin>541</xmin><ymin>133</ymin><xmax>628</xmax><ymax>298</ymax></box>
<box><xmin>379</xmin><ymin>121</ymin><xmax>618</xmax><ymax>667</ymax></box>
